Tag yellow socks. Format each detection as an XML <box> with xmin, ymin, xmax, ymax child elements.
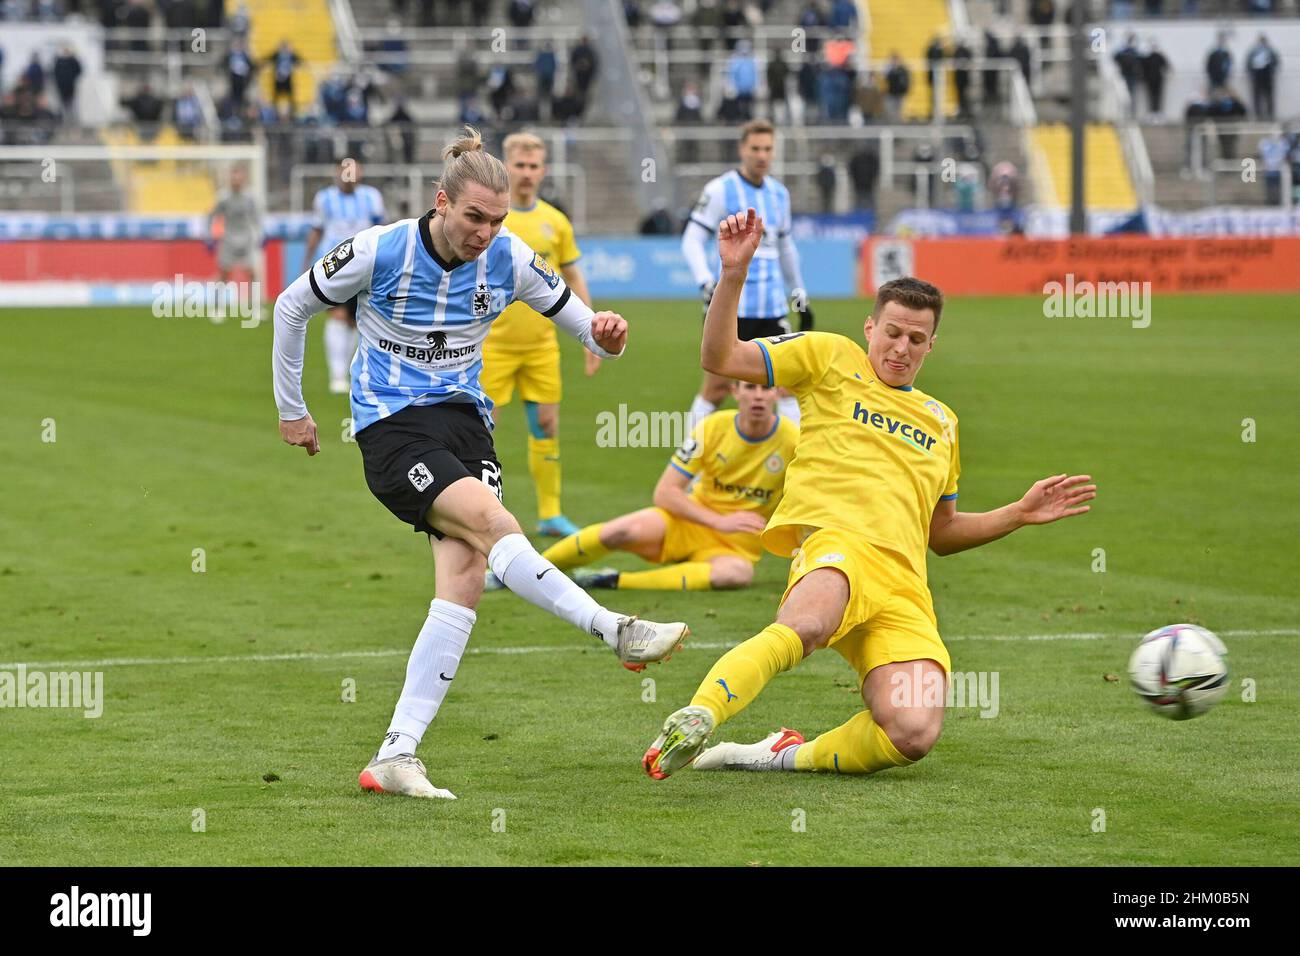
<box><xmin>689</xmin><ymin>623</ymin><xmax>804</xmax><ymax>725</ymax></box>
<box><xmin>794</xmin><ymin>711</ymin><xmax>914</xmax><ymax>774</ymax></box>
<box><xmin>540</xmin><ymin>523</ymin><xmax>608</xmax><ymax>570</ymax></box>
<box><xmin>616</xmin><ymin>562</ymin><xmax>713</xmax><ymax>590</ymax></box>
<box><xmin>528</xmin><ymin>435</ymin><xmax>562</xmax><ymax>520</ymax></box>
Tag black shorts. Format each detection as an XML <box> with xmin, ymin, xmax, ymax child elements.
<box><xmin>737</xmin><ymin>317</ymin><xmax>792</xmax><ymax>341</ymax></box>
<box><xmin>355</xmin><ymin>401</ymin><xmax>503</xmax><ymax>537</ymax></box>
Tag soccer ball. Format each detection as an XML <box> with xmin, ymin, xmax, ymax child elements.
<box><xmin>1128</xmin><ymin>624</ymin><xmax>1229</xmax><ymax>720</ymax></box>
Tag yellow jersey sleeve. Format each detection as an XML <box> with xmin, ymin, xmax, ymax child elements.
<box><xmin>557</xmin><ymin>212</ymin><xmax>581</xmax><ymax>267</ymax></box>
<box><xmin>753</xmin><ymin>331</ymin><xmax>840</xmax><ymax>393</ymax></box>
<box><xmin>669</xmin><ymin>418</ymin><xmax>709</xmax><ymax>478</ymax></box>
<box><xmin>942</xmin><ymin>422</ymin><xmax>961</xmax><ymax>500</ymax></box>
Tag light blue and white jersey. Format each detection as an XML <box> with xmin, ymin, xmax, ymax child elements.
<box><xmin>272</xmin><ymin>213</ymin><xmax>619</xmax><ymax>433</ymax></box>
<box><xmin>688</xmin><ymin>170</ymin><xmax>794</xmax><ymax>319</ymax></box>
<box><xmin>310</xmin><ymin>184</ymin><xmax>386</xmax><ymax>259</ymax></box>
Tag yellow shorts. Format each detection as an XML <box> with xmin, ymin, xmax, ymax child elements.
<box><xmin>653</xmin><ymin>508</ymin><xmax>762</xmax><ymax>564</ymax></box>
<box><xmin>781</xmin><ymin>528</ymin><xmax>951</xmax><ymax>682</ymax></box>
<box><xmin>481</xmin><ymin>342</ymin><xmax>562</xmax><ymax>407</ymax></box>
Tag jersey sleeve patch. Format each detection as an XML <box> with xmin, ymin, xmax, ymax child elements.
<box><xmin>321</xmin><ymin>237</ymin><xmax>356</xmax><ymax>278</ymax></box>
<box><xmin>529</xmin><ymin>252</ymin><xmax>560</xmax><ymax>290</ymax></box>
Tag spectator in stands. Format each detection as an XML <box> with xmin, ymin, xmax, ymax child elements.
<box><xmin>551</xmin><ymin>81</ymin><xmax>584</xmax><ymax>125</ymax></box>
<box><xmin>848</xmin><ymin>141</ymin><xmax>880</xmax><ymax>210</ymax></box>
<box><xmin>121</xmin><ymin>81</ymin><xmax>163</xmax><ymax>139</ymax></box>
<box><xmin>229</xmin><ymin>2</ymin><xmax>250</xmax><ymax>39</ymax></box>
<box><xmin>378</xmin><ymin>19</ymin><xmax>409</xmax><ymax>75</ymax></box>
<box><xmin>508</xmin><ymin>0</ymin><xmax>536</xmax><ymax>49</ymax></box>
<box><xmin>990</xmin><ymin>160</ymin><xmax>1020</xmax><ymax>220</ymax></box>
<box><xmin>124</xmin><ymin>0</ymin><xmax>151</xmax><ymax>53</ymax></box>
<box><xmin>52</xmin><ymin>47</ymin><xmax>82</xmax><ymax>121</ymax></box>
<box><xmin>535</xmin><ymin>42</ymin><xmax>558</xmax><ymax>120</ymax></box>
<box><xmin>1028</xmin><ymin>0</ymin><xmax>1054</xmax><ymax>62</ymax></box>
<box><xmin>798</xmin><ymin>0</ymin><xmax>826</xmax><ymax>55</ymax></box>
<box><xmin>624</xmin><ymin>1</ymin><xmax>643</xmax><ymax>29</ymax></box>
<box><xmin>853</xmin><ymin>69</ymin><xmax>882</xmax><ymax>123</ymax></box>
<box><xmin>982</xmin><ymin>30</ymin><xmax>1002</xmax><ymax>115</ymax></box>
<box><xmin>460</xmin><ymin>91</ymin><xmax>488</xmax><ymax>127</ymax></box>
<box><xmin>1141</xmin><ymin>37</ymin><xmax>1169</xmax><ymax>120</ymax></box>
<box><xmin>1246</xmin><ymin>34</ymin><xmax>1279</xmax><ymax>121</ymax></box>
<box><xmin>675</xmin><ymin>79</ymin><xmax>702</xmax><ymax>161</ymax></box>
<box><xmin>1259</xmin><ymin>131</ymin><xmax>1287</xmax><ymax>205</ymax></box>
<box><xmin>387</xmin><ymin>95</ymin><xmax>416</xmax><ymax>166</ymax></box>
<box><xmin>954</xmin><ymin>162</ymin><xmax>982</xmax><ymax>213</ymax></box>
<box><xmin>924</xmin><ymin>35</ymin><xmax>945</xmax><ymax>120</ymax></box>
<box><xmin>884</xmin><ymin>52</ymin><xmax>909</xmax><ymax>123</ymax></box>
<box><xmin>23</xmin><ymin>52</ymin><xmax>45</xmax><ymax>97</ymax></box>
<box><xmin>828</xmin><ymin>0</ymin><xmax>856</xmax><ymax>31</ymax></box>
<box><xmin>269</xmin><ymin>40</ymin><xmax>301</xmax><ymax>118</ymax></box>
<box><xmin>768</xmin><ymin>48</ymin><xmax>790</xmax><ymax>124</ymax></box>
<box><xmin>569</xmin><ymin>35</ymin><xmax>599</xmax><ymax>102</ymax></box>
<box><xmin>728</xmin><ymin>39</ymin><xmax>758</xmax><ymax>121</ymax></box>
<box><xmin>319</xmin><ymin>71</ymin><xmax>348</xmax><ymax>123</ymax></box>
<box><xmin>797</xmin><ymin>58</ymin><xmax>819</xmax><ymax>123</ymax></box>
<box><xmin>1205</xmin><ymin>32</ymin><xmax>1232</xmax><ymax>90</ymax></box>
<box><xmin>721</xmin><ymin>0</ymin><xmax>747</xmax><ymax>52</ymax></box>
<box><xmin>1114</xmin><ymin>34</ymin><xmax>1141</xmax><ymax>116</ymax></box>
<box><xmin>952</xmin><ymin>35</ymin><xmax>973</xmax><ymax>119</ymax></box>
<box><xmin>816</xmin><ymin>154</ymin><xmax>837</xmax><ymax>212</ymax></box>
<box><xmin>693</xmin><ymin>0</ymin><xmax>723</xmax><ymax>54</ymax></box>
<box><xmin>455</xmin><ymin>42</ymin><xmax>483</xmax><ymax>116</ymax></box>
<box><xmin>817</xmin><ymin>57</ymin><xmax>851</xmax><ymax>123</ymax></box>
<box><xmin>174</xmin><ymin>83</ymin><xmax>203</xmax><ymax>141</ymax></box>
<box><xmin>486</xmin><ymin>64</ymin><xmax>516</xmax><ymax>121</ymax></box>
<box><xmin>639</xmin><ymin>198</ymin><xmax>676</xmax><ymax>234</ymax></box>
<box><xmin>228</xmin><ymin>37</ymin><xmax>255</xmax><ymax>106</ymax></box>
<box><xmin>1009</xmin><ymin>34</ymin><xmax>1031</xmax><ymax>86</ymax></box>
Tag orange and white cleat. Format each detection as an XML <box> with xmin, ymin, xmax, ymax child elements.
<box><xmin>642</xmin><ymin>705</ymin><xmax>715</xmax><ymax>779</ymax></box>
<box><xmin>692</xmin><ymin>728</ymin><xmax>805</xmax><ymax>772</ymax></box>
<box><xmin>616</xmin><ymin>616</ymin><xmax>688</xmax><ymax>672</ymax></box>
<box><xmin>359</xmin><ymin>754</ymin><xmax>456</xmax><ymax>800</ymax></box>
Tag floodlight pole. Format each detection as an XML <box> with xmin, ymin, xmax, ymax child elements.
<box><xmin>1069</xmin><ymin>1</ymin><xmax>1087</xmax><ymax>235</ymax></box>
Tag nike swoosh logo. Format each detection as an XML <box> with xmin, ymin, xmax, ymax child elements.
<box><xmin>536</xmin><ymin>568</ymin><xmax>553</xmax><ymax>581</ymax></box>
<box><xmin>440</xmin><ymin>672</ymin><xmax>454</xmax><ymax>681</ymax></box>
<box><xmin>386</xmin><ymin>293</ymin><xmax>411</xmax><ymax>301</ymax></box>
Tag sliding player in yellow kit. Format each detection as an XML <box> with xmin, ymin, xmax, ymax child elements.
<box><xmin>481</xmin><ymin>132</ymin><xmax>597</xmax><ymax>537</ymax></box>
<box><xmin>643</xmin><ymin>209</ymin><xmax>1096</xmax><ymax>779</ymax></box>
<box><xmin>540</xmin><ymin>380</ymin><xmax>797</xmax><ymax>595</ymax></box>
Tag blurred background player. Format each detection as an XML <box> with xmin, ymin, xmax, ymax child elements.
<box><xmin>481</xmin><ymin>131</ymin><xmax>596</xmax><ymax>537</ymax></box>
<box><xmin>303</xmin><ymin>158</ymin><xmax>386</xmax><ymax>393</ymax></box>
<box><xmin>532</xmin><ymin>380</ymin><xmax>795</xmax><ymax>593</ymax></box>
<box><xmin>681</xmin><ymin>119</ymin><xmax>812</xmax><ymax>429</ymax></box>
<box><xmin>207</xmin><ymin>165</ymin><xmax>262</xmax><ymax>284</ymax></box>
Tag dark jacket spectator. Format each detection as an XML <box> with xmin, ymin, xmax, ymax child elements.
<box><xmin>1246</xmin><ymin>35</ymin><xmax>1279</xmax><ymax>120</ymax></box>
<box><xmin>952</xmin><ymin>39</ymin><xmax>973</xmax><ymax>117</ymax></box>
<box><xmin>1141</xmin><ymin>41</ymin><xmax>1170</xmax><ymax>117</ymax></box>
<box><xmin>1114</xmin><ymin>34</ymin><xmax>1142</xmax><ymax>105</ymax></box>
<box><xmin>121</xmin><ymin>83</ymin><xmax>164</xmax><ymax>123</ymax></box>
<box><xmin>848</xmin><ymin>142</ymin><xmax>880</xmax><ymax>210</ymax></box>
<box><xmin>24</xmin><ymin>53</ymin><xmax>46</xmax><ymax>97</ymax></box>
<box><xmin>52</xmin><ymin>48</ymin><xmax>82</xmax><ymax>116</ymax></box>
<box><xmin>982</xmin><ymin>30</ymin><xmax>1002</xmax><ymax>106</ymax></box>
<box><xmin>1205</xmin><ymin>36</ymin><xmax>1232</xmax><ymax>89</ymax></box>
<box><xmin>1010</xmin><ymin>36</ymin><xmax>1031</xmax><ymax>85</ymax></box>
<box><xmin>569</xmin><ymin>36</ymin><xmax>598</xmax><ymax>95</ymax></box>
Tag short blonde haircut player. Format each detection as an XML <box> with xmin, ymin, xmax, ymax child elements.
<box><xmin>502</xmin><ymin>131</ymin><xmax>548</xmax><ymax>159</ymax></box>
<box><xmin>437</xmin><ymin>126</ymin><xmax>509</xmax><ymax>201</ymax></box>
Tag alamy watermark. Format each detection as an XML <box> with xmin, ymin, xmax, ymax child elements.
<box><xmin>595</xmin><ymin>403</ymin><xmax>691</xmax><ymax>449</ymax></box>
<box><xmin>0</xmin><ymin>666</ymin><xmax>103</xmax><ymax>718</ymax></box>
<box><xmin>1043</xmin><ymin>273</ymin><xmax>1151</xmax><ymax>328</ymax></box>
<box><xmin>889</xmin><ymin>663</ymin><xmax>1000</xmax><ymax>718</ymax></box>
<box><xmin>152</xmin><ymin>274</ymin><xmax>263</xmax><ymax>327</ymax></box>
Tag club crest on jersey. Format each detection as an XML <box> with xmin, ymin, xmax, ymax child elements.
<box><xmin>765</xmin><ymin>453</ymin><xmax>784</xmax><ymax>473</ymax></box>
<box><xmin>321</xmin><ymin>238</ymin><xmax>355</xmax><ymax>278</ymax></box>
<box><xmin>529</xmin><ymin>252</ymin><xmax>560</xmax><ymax>290</ymax></box>
<box><xmin>472</xmin><ymin>283</ymin><xmax>493</xmax><ymax>317</ymax></box>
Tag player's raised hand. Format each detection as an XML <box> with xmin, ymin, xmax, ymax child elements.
<box><xmin>280</xmin><ymin>413</ymin><xmax>320</xmax><ymax>456</ymax></box>
<box><xmin>591</xmin><ymin>311</ymin><xmax>627</xmax><ymax>356</ymax></box>
<box><xmin>713</xmin><ymin>511</ymin><xmax>767</xmax><ymax>535</ymax></box>
<box><xmin>717</xmin><ymin>208</ymin><xmax>764</xmax><ymax>274</ymax></box>
<box><xmin>1016</xmin><ymin>474</ymin><xmax>1095</xmax><ymax>524</ymax></box>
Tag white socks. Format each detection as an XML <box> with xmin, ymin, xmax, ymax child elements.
<box><xmin>324</xmin><ymin>317</ymin><xmax>352</xmax><ymax>382</ymax></box>
<box><xmin>688</xmin><ymin>394</ymin><xmax>717</xmax><ymax>430</ymax></box>
<box><xmin>777</xmin><ymin>394</ymin><xmax>801</xmax><ymax>427</ymax></box>
<box><xmin>378</xmin><ymin>598</ymin><xmax>476</xmax><ymax>759</ymax></box>
<box><xmin>488</xmin><ymin>533</ymin><xmax>622</xmax><ymax>649</ymax></box>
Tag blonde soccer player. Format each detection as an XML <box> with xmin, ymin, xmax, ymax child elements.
<box><xmin>535</xmin><ymin>380</ymin><xmax>797</xmax><ymax>602</ymax></box>
<box><xmin>643</xmin><ymin>209</ymin><xmax>1096</xmax><ymax>779</ymax></box>
<box><xmin>480</xmin><ymin>132</ymin><xmax>596</xmax><ymax>538</ymax></box>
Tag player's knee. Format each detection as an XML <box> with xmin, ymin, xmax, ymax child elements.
<box><xmin>479</xmin><ymin>508</ymin><xmax>523</xmax><ymax>546</ymax></box>
<box><xmin>878</xmin><ymin>709</ymin><xmax>943</xmax><ymax>762</ymax></box>
<box><xmin>777</xmin><ymin>612</ymin><xmax>833</xmax><ymax>656</ymax></box>
<box><xmin>709</xmin><ymin>559</ymin><xmax>753</xmax><ymax>590</ymax></box>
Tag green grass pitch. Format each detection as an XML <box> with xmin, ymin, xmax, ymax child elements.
<box><xmin>1</xmin><ymin>294</ymin><xmax>1296</xmax><ymax>866</ymax></box>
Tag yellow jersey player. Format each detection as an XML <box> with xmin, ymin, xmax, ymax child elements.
<box><xmin>536</xmin><ymin>381</ymin><xmax>797</xmax><ymax>598</ymax></box>
<box><xmin>643</xmin><ymin>209</ymin><xmax>1096</xmax><ymax>780</ymax></box>
<box><xmin>481</xmin><ymin>132</ymin><xmax>596</xmax><ymax>538</ymax></box>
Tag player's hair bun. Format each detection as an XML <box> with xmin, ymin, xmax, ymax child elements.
<box><xmin>443</xmin><ymin>127</ymin><xmax>485</xmax><ymax>162</ymax></box>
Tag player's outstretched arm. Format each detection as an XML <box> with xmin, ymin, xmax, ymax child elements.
<box><xmin>701</xmin><ymin>209</ymin><xmax>769</xmax><ymax>384</ymax></box>
<box><xmin>651</xmin><ymin>466</ymin><xmax>765</xmax><ymax>534</ymax></box>
<box><xmin>929</xmin><ymin>474</ymin><xmax>1096</xmax><ymax>556</ymax></box>
<box><xmin>561</xmin><ymin>263</ymin><xmax>602</xmax><ymax>375</ymax></box>
<box><xmin>272</xmin><ymin>270</ymin><xmax>324</xmax><ymax>455</ymax></box>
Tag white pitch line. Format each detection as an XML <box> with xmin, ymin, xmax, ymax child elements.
<box><xmin>1</xmin><ymin>629</ymin><xmax>1294</xmax><ymax>672</ymax></box>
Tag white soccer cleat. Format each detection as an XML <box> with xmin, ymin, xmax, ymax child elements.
<box><xmin>358</xmin><ymin>754</ymin><xmax>456</xmax><ymax>800</ymax></box>
<box><xmin>329</xmin><ymin>376</ymin><xmax>349</xmax><ymax>394</ymax></box>
<box><xmin>615</xmin><ymin>616</ymin><xmax>689</xmax><ymax>672</ymax></box>
<box><xmin>692</xmin><ymin>728</ymin><xmax>805</xmax><ymax>772</ymax></box>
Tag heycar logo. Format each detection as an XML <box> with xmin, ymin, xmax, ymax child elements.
<box><xmin>851</xmin><ymin>402</ymin><xmax>938</xmax><ymax>453</ymax></box>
